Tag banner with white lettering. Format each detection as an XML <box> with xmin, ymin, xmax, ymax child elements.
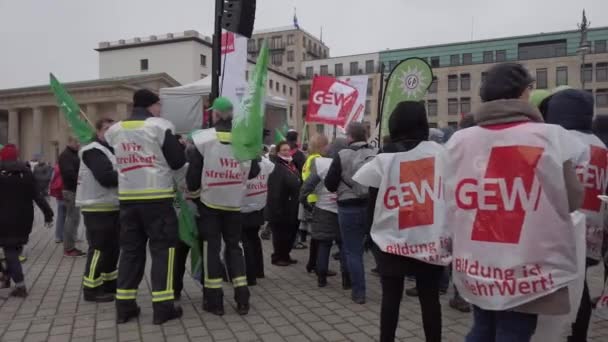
<box><xmin>306</xmin><ymin>76</ymin><xmax>360</xmax><ymax>127</ymax></box>
<box><xmin>353</xmin><ymin>141</ymin><xmax>451</xmax><ymax>266</ymax></box>
<box><xmin>570</xmin><ymin>130</ymin><xmax>608</xmax><ymax>261</ymax></box>
<box><xmin>446</xmin><ymin>123</ymin><xmax>588</xmax><ymax>310</ymax></box>
<box><xmin>321</xmin><ymin>75</ymin><xmax>369</xmax><ymax>138</ymax></box>
<box><xmin>221</xmin><ymin>31</ymin><xmax>248</xmax><ymax>107</ymax></box>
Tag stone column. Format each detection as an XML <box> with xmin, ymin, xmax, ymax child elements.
<box><xmin>8</xmin><ymin>109</ymin><xmax>19</xmax><ymax>144</ymax></box>
<box><xmin>116</xmin><ymin>103</ymin><xmax>128</xmax><ymax>120</ymax></box>
<box><xmin>32</xmin><ymin>107</ymin><xmax>43</xmax><ymax>156</ymax></box>
<box><xmin>85</xmin><ymin>103</ymin><xmax>98</xmax><ymax>124</ymax></box>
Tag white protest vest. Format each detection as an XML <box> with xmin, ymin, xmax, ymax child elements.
<box><xmin>570</xmin><ymin>130</ymin><xmax>608</xmax><ymax>261</ymax></box>
<box><xmin>353</xmin><ymin>141</ymin><xmax>450</xmax><ymax>266</ymax></box>
<box><xmin>75</xmin><ymin>141</ymin><xmax>119</xmax><ymax>211</ymax></box>
<box><xmin>446</xmin><ymin>122</ymin><xmax>587</xmax><ymax>310</ymax></box>
<box><xmin>193</xmin><ymin>129</ymin><xmax>251</xmax><ymax>211</ymax></box>
<box><xmin>242</xmin><ymin>157</ymin><xmax>274</xmax><ymax>213</ymax></box>
<box><xmin>105</xmin><ymin>117</ymin><xmax>176</xmax><ymax>201</ymax></box>
<box><xmin>314</xmin><ymin>157</ymin><xmax>338</xmax><ymax>214</ymax></box>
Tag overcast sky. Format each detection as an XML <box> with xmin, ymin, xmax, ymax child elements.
<box><xmin>1</xmin><ymin>0</ymin><xmax>607</xmax><ymax>89</ymax></box>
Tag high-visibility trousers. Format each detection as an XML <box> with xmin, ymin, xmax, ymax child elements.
<box><xmin>82</xmin><ymin>211</ymin><xmax>120</xmax><ymax>294</ymax></box>
<box><xmin>115</xmin><ymin>201</ymin><xmax>178</xmax><ymax>314</ymax></box>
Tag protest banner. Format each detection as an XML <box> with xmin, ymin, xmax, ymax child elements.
<box><xmin>305</xmin><ymin>76</ymin><xmax>359</xmax><ymax>127</ymax></box>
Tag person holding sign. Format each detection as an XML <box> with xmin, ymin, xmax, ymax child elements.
<box><xmin>354</xmin><ymin>101</ymin><xmax>449</xmax><ymax>342</ymax></box>
<box><xmin>544</xmin><ymin>89</ymin><xmax>608</xmax><ymax>342</ymax></box>
<box><xmin>445</xmin><ymin>63</ymin><xmax>586</xmax><ymax>342</ymax></box>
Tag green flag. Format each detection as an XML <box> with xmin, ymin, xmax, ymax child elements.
<box><xmin>175</xmin><ymin>192</ymin><xmax>202</xmax><ymax>280</ymax></box>
<box><xmin>49</xmin><ymin>73</ymin><xmax>94</xmax><ymax>144</ymax></box>
<box><xmin>232</xmin><ymin>40</ymin><xmax>269</xmax><ymax>161</ymax></box>
<box><xmin>274</xmin><ymin>128</ymin><xmax>286</xmax><ymax>144</ymax></box>
<box><xmin>380</xmin><ymin>58</ymin><xmax>434</xmax><ymax>141</ymax></box>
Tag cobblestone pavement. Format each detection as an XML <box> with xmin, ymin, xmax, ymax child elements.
<box><xmin>0</xmin><ymin>219</ymin><xmax>607</xmax><ymax>342</ymax></box>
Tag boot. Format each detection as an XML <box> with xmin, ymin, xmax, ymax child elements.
<box><xmin>153</xmin><ymin>305</ymin><xmax>183</xmax><ymax>325</ymax></box>
<box><xmin>83</xmin><ymin>290</ymin><xmax>115</xmax><ymax>303</ymax></box>
<box><xmin>341</xmin><ymin>273</ymin><xmax>351</xmax><ymax>290</ymax></box>
<box><xmin>10</xmin><ymin>286</ymin><xmax>27</xmax><ymax>298</ymax></box>
<box><xmin>203</xmin><ymin>295</ymin><xmax>225</xmax><ymax>316</ymax></box>
<box><xmin>318</xmin><ymin>274</ymin><xmax>327</xmax><ymax>288</ymax></box>
<box><xmin>116</xmin><ymin>306</ymin><xmax>141</xmax><ymax>324</ymax></box>
<box><xmin>236</xmin><ymin>303</ymin><xmax>250</xmax><ymax>315</ymax></box>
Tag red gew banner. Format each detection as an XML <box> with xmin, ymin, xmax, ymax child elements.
<box><xmin>306</xmin><ymin>76</ymin><xmax>359</xmax><ymax>127</ymax></box>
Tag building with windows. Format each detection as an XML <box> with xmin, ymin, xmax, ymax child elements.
<box><xmin>248</xmin><ymin>25</ymin><xmax>329</xmax><ymax>77</ymax></box>
<box><xmin>380</xmin><ymin>26</ymin><xmax>608</xmax><ymax>127</ymax></box>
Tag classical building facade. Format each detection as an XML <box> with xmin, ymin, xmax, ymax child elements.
<box><xmin>0</xmin><ymin>73</ymin><xmax>179</xmax><ymax>162</ymax></box>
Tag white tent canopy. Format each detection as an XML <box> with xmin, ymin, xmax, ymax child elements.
<box><xmin>160</xmin><ymin>76</ymin><xmax>289</xmax><ymax>134</ymax></box>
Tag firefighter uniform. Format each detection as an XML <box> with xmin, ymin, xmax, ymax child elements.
<box><xmin>76</xmin><ymin>140</ymin><xmax>120</xmax><ymax>302</ymax></box>
<box><xmin>188</xmin><ymin>127</ymin><xmax>252</xmax><ymax>315</ymax></box>
<box><xmin>105</xmin><ymin>109</ymin><xmax>186</xmax><ymax>324</ymax></box>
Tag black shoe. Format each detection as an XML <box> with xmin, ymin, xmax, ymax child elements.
<box><xmin>116</xmin><ymin>307</ymin><xmax>141</xmax><ymax>324</ymax></box>
<box><xmin>341</xmin><ymin>273</ymin><xmax>352</xmax><ymax>290</ymax></box>
<box><xmin>326</xmin><ymin>270</ymin><xmax>337</xmax><ymax>277</ymax></box>
<box><xmin>272</xmin><ymin>260</ymin><xmax>290</xmax><ymax>267</ymax></box>
<box><xmin>236</xmin><ymin>303</ymin><xmax>249</xmax><ymax>316</ymax></box>
<box><xmin>203</xmin><ymin>302</ymin><xmax>225</xmax><ymax>316</ymax></box>
<box><xmin>306</xmin><ymin>265</ymin><xmax>315</xmax><ymax>273</ymax></box>
<box><xmin>9</xmin><ymin>286</ymin><xmax>27</xmax><ymax>298</ymax></box>
<box><xmin>288</xmin><ymin>258</ymin><xmax>298</xmax><ymax>265</ymax></box>
<box><xmin>352</xmin><ymin>296</ymin><xmax>366</xmax><ymax>305</ymax></box>
<box><xmin>449</xmin><ymin>296</ymin><xmax>471</xmax><ymax>313</ymax></box>
<box><xmin>317</xmin><ymin>275</ymin><xmax>327</xmax><ymax>288</ymax></box>
<box><xmin>247</xmin><ymin>278</ymin><xmax>257</xmax><ymax>286</ymax></box>
<box><xmin>153</xmin><ymin>306</ymin><xmax>183</xmax><ymax>325</ymax></box>
<box><xmin>83</xmin><ymin>292</ymin><xmax>115</xmax><ymax>303</ymax></box>
<box><xmin>405</xmin><ymin>287</ymin><xmax>418</xmax><ymax>297</ymax></box>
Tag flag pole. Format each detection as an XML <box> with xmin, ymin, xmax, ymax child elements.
<box><xmin>79</xmin><ymin>109</ymin><xmax>93</xmax><ymax>127</ymax></box>
<box><xmin>376</xmin><ymin>62</ymin><xmax>386</xmax><ymax>147</ymax></box>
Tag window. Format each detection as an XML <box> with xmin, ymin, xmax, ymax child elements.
<box><xmin>481</xmin><ymin>72</ymin><xmax>488</xmax><ymax>84</ymax></box>
<box><xmin>271</xmin><ymin>36</ymin><xmax>282</xmax><ymax>49</ymax></box>
<box><xmin>581</xmin><ymin>64</ymin><xmax>593</xmax><ymax>83</ymax></box>
<box><xmin>302</xmin><ymin>105</ymin><xmax>308</xmax><ymax>119</ymax></box>
<box><xmin>462</xmin><ymin>53</ymin><xmax>472</xmax><ymax>65</ymax></box>
<box><xmin>289</xmin><ymin>87</ymin><xmax>293</xmax><ymax>96</ymax></box>
<box><xmin>448</xmin><ymin>75</ymin><xmax>458</xmax><ymax>92</ymax></box>
<box><xmin>448</xmin><ymin>98</ymin><xmax>459</xmax><ymax>115</ymax></box>
<box><xmin>257</xmin><ymin>38</ymin><xmax>263</xmax><ymax>49</ymax></box>
<box><xmin>140</xmin><ymin>59</ymin><xmax>148</xmax><ymax>71</ymax></box>
<box><xmin>245</xmin><ymin>71</ymin><xmax>249</xmax><ymax>81</ymax></box>
<box><xmin>596</xmin><ymin>40</ymin><xmax>607</xmax><ymax>53</ymax></box>
<box><xmin>496</xmin><ymin>50</ymin><xmax>506</xmax><ymax>62</ymax></box>
<box><xmin>287</xmin><ymin>67</ymin><xmax>294</xmax><ymax>75</ymax></box>
<box><xmin>536</xmin><ymin>68</ymin><xmax>548</xmax><ymax>89</ymax></box>
<box><xmin>518</xmin><ymin>40</ymin><xmax>567</xmax><ymax>59</ymax></box>
<box><xmin>350</xmin><ymin>61</ymin><xmax>359</xmax><ymax>75</ymax></box>
<box><xmin>366</xmin><ymin>60</ymin><xmax>375</xmax><ymax>73</ymax></box>
<box><xmin>367</xmin><ymin>78</ymin><xmax>373</xmax><ymax>96</ymax></box>
<box><xmin>460</xmin><ymin>74</ymin><xmax>471</xmax><ymax>91</ymax></box>
<box><xmin>335</xmin><ymin>63</ymin><xmax>343</xmax><ymax>76</ymax></box>
<box><xmin>276</xmin><ymin>82</ymin><xmax>279</xmax><ymax>91</ymax></box>
<box><xmin>287</xmin><ymin>51</ymin><xmax>295</xmax><ymax>62</ymax></box>
<box><xmin>429</xmin><ymin>122</ymin><xmax>438</xmax><ymax>128</ymax></box>
<box><xmin>428</xmin><ymin>77</ymin><xmax>438</xmax><ymax>93</ymax></box>
<box><xmin>556</xmin><ymin>66</ymin><xmax>568</xmax><ymax>86</ymax></box>
<box><xmin>320</xmin><ymin>65</ymin><xmax>328</xmax><ymax>75</ymax></box>
<box><xmin>287</xmin><ymin>34</ymin><xmax>295</xmax><ymax>45</ymax></box>
<box><xmin>306</xmin><ymin>67</ymin><xmax>313</xmax><ymax>78</ymax></box>
<box><xmin>271</xmin><ymin>53</ymin><xmax>283</xmax><ymax>66</ymax></box>
<box><xmin>269</xmin><ymin>80</ymin><xmax>273</xmax><ymax>89</ymax></box>
<box><xmin>300</xmin><ymin>85</ymin><xmax>310</xmax><ymax>100</ymax></box>
<box><xmin>303</xmin><ymin>37</ymin><xmax>306</xmax><ymax>46</ymax></box>
<box><xmin>450</xmin><ymin>54</ymin><xmax>460</xmax><ymax>66</ymax></box>
<box><xmin>282</xmin><ymin>85</ymin><xmax>286</xmax><ymax>94</ymax></box>
<box><xmin>201</xmin><ymin>74</ymin><xmax>207</xmax><ymax>79</ymax></box>
<box><xmin>430</xmin><ymin>56</ymin><xmax>440</xmax><ymax>68</ymax></box>
<box><xmin>483</xmin><ymin>51</ymin><xmax>493</xmax><ymax>63</ymax></box>
<box><xmin>389</xmin><ymin>60</ymin><xmax>399</xmax><ymax>72</ymax></box>
<box><xmin>200</xmin><ymin>54</ymin><xmax>207</xmax><ymax>66</ymax></box>
<box><xmin>460</xmin><ymin>97</ymin><xmax>471</xmax><ymax>114</ymax></box>
<box><xmin>427</xmin><ymin>100</ymin><xmax>438</xmax><ymax>116</ymax></box>
<box><xmin>247</xmin><ymin>39</ymin><xmax>256</xmax><ymax>51</ymax></box>
<box><xmin>365</xmin><ymin>100</ymin><xmax>371</xmax><ymax>115</ymax></box>
<box><xmin>597</xmin><ymin>63</ymin><xmax>608</xmax><ymax>82</ymax></box>
<box><xmin>597</xmin><ymin>89</ymin><xmax>608</xmax><ymax>108</ymax></box>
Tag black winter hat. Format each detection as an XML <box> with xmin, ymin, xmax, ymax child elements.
<box><xmin>480</xmin><ymin>63</ymin><xmax>534</xmax><ymax>102</ymax></box>
<box><xmin>133</xmin><ymin>89</ymin><xmax>160</xmax><ymax>108</ymax></box>
<box><xmin>286</xmin><ymin>130</ymin><xmax>298</xmax><ymax>142</ymax></box>
<box><xmin>389</xmin><ymin>101</ymin><xmax>429</xmax><ymax>141</ymax></box>
<box><xmin>546</xmin><ymin>89</ymin><xmax>594</xmax><ymax>132</ymax></box>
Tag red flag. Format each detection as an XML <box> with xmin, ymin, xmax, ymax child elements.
<box><xmin>306</xmin><ymin>76</ymin><xmax>359</xmax><ymax>126</ymax></box>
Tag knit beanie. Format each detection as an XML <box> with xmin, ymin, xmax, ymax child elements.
<box><xmin>480</xmin><ymin>63</ymin><xmax>534</xmax><ymax>102</ymax></box>
<box><xmin>388</xmin><ymin>101</ymin><xmax>429</xmax><ymax>141</ymax></box>
<box><xmin>0</xmin><ymin>144</ymin><xmax>19</xmax><ymax>161</ymax></box>
<box><xmin>545</xmin><ymin>89</ymin><xmax>594</xmax><ymax>132</ymax></box>
<box><xmin>133</xmin><ymin>89</ymin><xmax>160</xmax><ymax>108</ymax></box>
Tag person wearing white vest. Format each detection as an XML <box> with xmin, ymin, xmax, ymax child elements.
<box><xmin>300</xmin><ymin>137</ymin><xmax>349</xmax><ymax>289</ymax></box>
<box><xmin>105</xmin><ymin>89</ymin><xmax>187</xmax><ymax>325</ymax></box>
<box><xmin>354</xmin><ymin>102</ymin><xmax>449</xmax><ymax>342</ymax></box>
<box><xmin>186</xmin><ymin>96</ymin><xmax>259</xmax><ymax>316</ymax></box>
<box><xmin>75</xmin><ymin>118</ymin><xmax>120</xmax><ymax>303</ymax></box>
<box><xmin>446</xmin><ymin>63</ymin><xmax>585</xmax><ymax>342</ymax></box>
<box><xmin>545</xmin><ymin>88</ymin><xmax>607</xmax><ymax>342</ymax></box>
<box><xmin>241</xmin><ymin>156</ymin><xmax>274</xmax><ymax>286</ymax></box>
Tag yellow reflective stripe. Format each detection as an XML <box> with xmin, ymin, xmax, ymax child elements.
<box><xmin>120</xmin><ymin>121</ymin><xmax>145</xmax><ymax>129</ymax></box>
<box><xmin>82</xmin><ymin>203</ymin><xmax>119</xmax><ymax>212</ymax></box>
<box><xmin>116</xmin><ymin>289</ymin><xmax>137</xmax><ymax>300</ymax></box>
<box><xmin>119</xmin><ymin>188</ymin><xmax>175</xmax><ymax>201</ymax></box>
<box><xmin>101</xmin><ymin>270</ymin><xmax>118</xmax><ymax>281</ymax></box>
<box><xmin>216</xmin><ymin>132</ymin><xmax>232</xmax><ymax>143</ymax></box>
<box><xmin>202</xmin><ymin>241</ymin><xmax>221</xmax><ymax>288</ymax></box>
<box><xmin>204</xmin><ymin>282</ymin><xmax>223</xmax><ymax>289</ymax></box>
<box><xmin>167</xmin><ymin>247</ymin><xmax>175</xmax><ymax>293</ymax></box>
<box><xmin>83</xmin><ymin>277</ymin><xmax>103</xmax><ymax>288</ymax></box>
<box><xmin>120</xmin><ymin>188</ymin><xmax>174</xmax><ymax>194</ymax></box>
<box><xmin>82</xmin><ymin>207</ymin><xmax>119</xmax><ymax>212</ymax></box>
<box><xmin>188</xmin><ymin>189</ymin><xmax>201</xmax><ymax>198</ymax></box>
<box><xmin>87</xmin><ymin>250</ymin><xmax>100</xmax><ymax>280</ymax></box>
<box><xmin>232</xmin><ymin>276</ymin><xmax>248</xmax><ymax>287</ymax></box>
<box><xmin>152</xmin><ymin>294</ymin><xmax>174</xmax><ymax>302</ymax></box>
<box><xmin>201</xmin><ymin>201</ymin><xmax>240</xmax><ymax>212</ymax></box>
<box><xmin>119</xmin><ymin>194</ymin><xmax>175</xmax><ymax>201</ymax></box>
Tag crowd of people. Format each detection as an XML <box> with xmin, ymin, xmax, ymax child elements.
<box><xmin>0</xmin><ymin>61</ymin><xmax>607</xmax><ymax>341</ymax></box>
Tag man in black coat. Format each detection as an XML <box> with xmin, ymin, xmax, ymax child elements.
<box><xmin>0</xmin><ymin>144</ymin><xmax>53</xmax><ymax>297</ymax></box>
<box><xmin>59</xmin><ymin>136</ymin><xmax>84</xmax><ymax>256</ymax></box>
